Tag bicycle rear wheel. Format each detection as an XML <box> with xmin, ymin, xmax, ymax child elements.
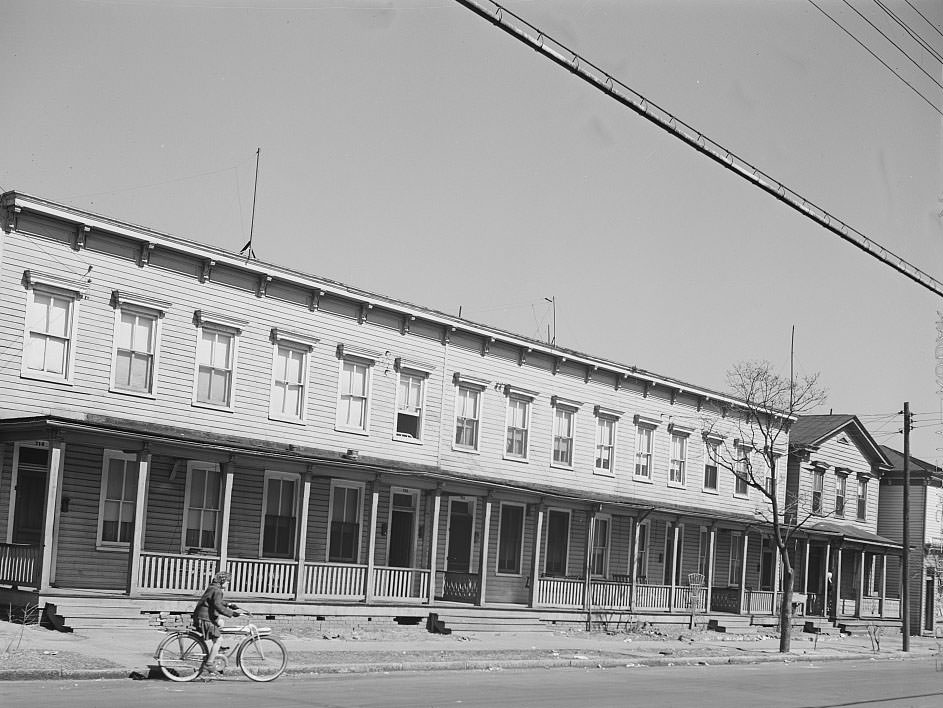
<box><xmin>156</xmin><ymin>632</ymin><xmax>209</xmax><ymax>682</ymax></box>
<box><xmin>237</xmin><ymin>635</ymin><xmax>287</xmax><ymax>682</ymax></box>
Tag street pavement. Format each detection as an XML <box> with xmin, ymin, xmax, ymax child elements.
<box><xmin>0</xmin><ymin>618</ymin><xmax>940</xmax><ymax>681</ymax></box>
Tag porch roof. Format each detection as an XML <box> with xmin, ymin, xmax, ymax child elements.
<box><xmin>804</xmin><ymin>520</ymin><xmax>902</xmax><ymax>551</ymax></box>
<box><xmin>1</xmin><ymin>413</ymin><xmax>765</xmax><ymax>528</ymax></box>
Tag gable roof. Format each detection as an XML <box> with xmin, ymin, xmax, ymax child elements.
<box><xmin>789</xmin><ymin>414</ymin><xmax>891</xmax><ymax>468</ymax></box>
<box><xmin>879</xmin><ymin>445</ymin><xmax>943</xmax><ymax>479</ymax></box>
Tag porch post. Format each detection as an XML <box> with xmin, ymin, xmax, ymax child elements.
<box><xmin>773</xmin><ymin>541</ymin><xmax>781</xmax><ymax>615</ymax></box>
<box><xmin>834</xmin><ymin>546</ymin><xmax>843</xmax><ymax>618</ymax></box>
<box><xmin>476</xmin><ymin>496</ymin><xmax>492</xmax><ymax>606</ymax></box>
<box><xmin>365</xmin><ymin>483</ymin><xmax>380</xmax><ymax>603</ymax></box>
<box><xmin>824</xmin><ymin>543</ymin><xmax>832</xmax><ymax>617</ymax></box>
<box><xmin>629</xmin><ymin>518</ymin><xmax>640</xmax><ymax>612</ymax></box>
<box><xmin>856</xmin><ymin>549</ymin><xmax>865</xmax><ymax>617</ymax></box>
<box><xmin>738</xmin><ymin>532</ymin><xmax>749</xmax><ymax>615</ymax></box>
<box><xmin>802</xmin><ymin>539</ymin><xmax>810</xmax><ymax>595</ymax></box>
<box><xmin>583</xmin><ymin>508</ymin><xmax>597</xmax><ymax>613</ymax></box>
<box><xmin>218</xmin><ymin>461</ymin><xmax>234</xmax><ymax>573</ymax></box>
<box><xmin>293</xmin><ymin>471</ymin><xmax>312</xmax><ymax>602</ymax></box>
<box><xmin>529</xmin><ymin>505</ymin><xmax>544</xmax><ymax>608</ymax></box>
<box><xmin>880</xmin><ymin>554</ymin><xmax>888</xmax><ymax>618</ymax></box>
<box><xmin>669</xmin><ymin>522</ymin><xmax>680</xmax><ymax>612</ymax></box>
<box><xmin>38</xmin><ymin>441</ymin><xmax>65</xmax><ymax>591</ymax></box>
<box><xmin>428</xmin><ymin>489</ymin><xmax>442</xmax><ymax>605</ymax></box>
<box><xmin>127</xmin><ymin>450</ymin><xmax>151</xmax><ymax>597</ymax></box>
<box><xmin>706</xmin><ymin>526</ymin><xmax>716</xmax><ymax>613</ymax></box>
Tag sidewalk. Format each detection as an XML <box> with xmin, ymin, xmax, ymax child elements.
<box><xmin>0</xmin><ymin>619</ymin><xmax>939</xmax><ymax>681</ymax></box>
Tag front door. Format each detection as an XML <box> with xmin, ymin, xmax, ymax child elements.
<box><xmin>925</xmin><ymin>577</ymin><xmax>935</xmax><ymax>632</ymax></box>
<box><xmin>446</xmin><ymin>500</ymin><xmax>473</xmax><ymax>573</ymax></box>
<box><xmin>760</xmin><ymin>541</ymin><xmax>775</xmax><ymax>591</ymax></box>
<box><xmin>807</xmin><ymin>545</ymin><xmax>825</xmax><ymax>615</ymax></box>
<box><xmin>12</xmin><ymin>447</ymin><xmax>49</xmax><ymax>544</ymax></box>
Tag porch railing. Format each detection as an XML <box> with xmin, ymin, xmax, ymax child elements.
<box><xmin>228</xmin><ymin>558</ymin><xmax>296</xmax><ymax>597</ymax></box>
<box><xmin>536</xmin><ymin>577</ymin><xmax>583</xmax><ymax>608</ymax></box>
<box><xmin>373</xmin><ymin>567</ymin><xmax>430</xmax><ymax>601</ymax></box>
<box><xmin>441</xmin><ymin>571</ymin><xmax>481</xmax><ymax>603</ymax></box>
<box><xmin>304</xmin><ymin>562</ymin><xmax>366</xmax><ymax>598</ymax></box>
<box><xmin>674</xmin><ymin>585</ymin><xmax>707</xmax><ymax>612</ymax></box>
<box><xmin>0</xmin><ymin>543</ymin><xmax>40</xmax><ymax>588</ymax></box>
<box><xmin>882</xmin><ymin>598</ymin><xmax>900</xmax><ymax>618</ymax></box>
<box><xmin>634</xmin><ymin>583</ymin><xmax>672</xmax><ymax>611</ymax></box>
<box><xmin>745</xmin><ymin>590</ymin><xmax>780</xmax><ymax>615</ymax></box>
<box><xmin>139</xmin><ymin>552</ymin><xmax>219</xmax><ymax>594</ymax></box>
<box><xmin>590</xmin><ymin>579</ymin><xmax>633</xmax><ymax>609</ymax></box>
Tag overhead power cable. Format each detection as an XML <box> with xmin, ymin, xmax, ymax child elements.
<box><xmin>905</xmin><ymin>0</ymin><xmax>943</xmax><ymax>43</ymax></box>
<box><xmin>875</xmin><ymin>0</ymin><xmax>943</xmax><ymax>63</ymax></box>
<box><xmin>452</xmin><ymin>0</ymin><xmax>943</xmax><ymax>300</ymax></box>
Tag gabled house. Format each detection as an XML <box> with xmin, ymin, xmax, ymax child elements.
<box><xmin>0</xmin><ymin>191</ymin><xmax>804</xmax><ymax>630</ymax></box>
<box><xmin>878</xmin><ymin>446</ymin><xmax>943</xmax><ymax>636</ymax></box>
<box><xmin>786</xmin><ymin>415</ymin><xmax>900</xmax><ymax>623</ymax></box>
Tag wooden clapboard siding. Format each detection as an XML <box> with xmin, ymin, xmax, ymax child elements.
<box><xmin>142</xmin><ymin>455</ymin><xmax>186</xmax><ymax>554</ymax></box>
<box><xmin>485</xmin><ymin>500</ymin><xmax>533</xmax><ymax>604</ymax></box>
<box><xmin>0</xmin><ymin>442</ymin><xmax>11</xmax><ymax>537</ymax></box>
<box><xmin>55</xmin><ymin>444</ymin><xmax>129</xmax><ymax>590</ymax></box>
<box><xmin>227</xmin><ymin>466</ymin><xmax>264</xmax><ymax>559</ymax></box>
<box><xmin>306</xmin><ymin>475</ymin><xmax>332</xmax><ymax>563</ymax></box>
<box><xmin>925</xmin><ymin>485</ymin><xmax>943</xmax><ymax>546</ymax></box>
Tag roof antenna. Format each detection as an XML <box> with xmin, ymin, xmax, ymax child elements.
<box><xmin>240</xmin><ymin>147</ymin><xmax>261</xmax><ymax>262</ymax></box>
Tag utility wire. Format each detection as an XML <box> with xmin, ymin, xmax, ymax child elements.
<box><xmin>452</xmin><ymin>0</ymin><xmax>943</xmax><ymax>300</ymax></box>
<box><xmin>905</xmin><ymin>0</ymin><xmax>943</xmax><ymax>42</ymax></box>
<box><xmin>808</xmin><ymin>0</ymin><xmax>943</xmax><ymax>118</ymax></box>
<box><xmin>870</xmin><ymin>0</ymin><xmax>943</xmax><ymax>64</ymax></box>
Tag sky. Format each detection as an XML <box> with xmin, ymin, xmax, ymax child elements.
<box><xmin>2</xmin><ymin>0</ymin><xmax>942</xmax><ymax>463</ymax></box>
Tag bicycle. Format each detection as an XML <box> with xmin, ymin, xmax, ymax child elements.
<box><xmin>155</xmin><ymin>610</ymin><xmax>288</xmax><ymax>682</ymax></box>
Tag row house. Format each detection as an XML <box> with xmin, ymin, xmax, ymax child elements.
<box><xmin>0</xmin><ymin>192</ymin><xmax>898</xmax><ymax>629</ymax></box>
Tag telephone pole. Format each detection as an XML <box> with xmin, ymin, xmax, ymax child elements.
<box><xmin>902</xmin><ymin>402</ymin><xmax>911</xmax><ymax>650</ymax></box>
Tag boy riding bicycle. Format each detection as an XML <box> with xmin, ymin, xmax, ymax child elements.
<box><xmin>192</xmin><ymin>571</ymin><xmax>243</xmax><ymax>670</ymax></box>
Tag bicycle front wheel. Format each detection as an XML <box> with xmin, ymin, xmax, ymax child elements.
<box><xmin>237</xmin><ymin>635</ymin><xmax>287</xmax><ymax>682</ymax></box>
<box><xmin>156</xmin><ymin>632</ymin><xmax>209</xmax><ymax>682</ymax></box>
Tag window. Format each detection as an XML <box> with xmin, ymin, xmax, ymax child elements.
<box><xmin>338</xmin><ymin>359</ymin><xmax>370</xmax><ymax>431</ymax></box>
<box><xmin>669</xmin><ymin>434</ymin><xmax>687</xmax><ymax>486</ymax></box>
<box><xmin>22</xmin><ymin>271</ymin><xmax>83</xmax><ymax>383</ymax></box>
<box><xmin>396</xmin><ymin>372</ymin><xmax>424</xmax><ymax>439</ymax></box>
<box><xmin>329</xmin><ymin>481</ymin><xmax>363</xmax><ymax>563</ymax></box>
<box><xmin>454</xmin><ymin>383</ymin><xmax>483</xmax><ymax>450</ymax></box>
<box><xmin>544</xmin><ymin>509</ymin><xmax>570</xmax><ymax>577</ymax></box>
<box><xmin>734</xmin><ymin>446</ymin><xmax>750</xmax><ymax>497</ymax></box>
<box><xmin>594</xmin><ymin>415</ymin><xmax>616</xmax><ymax>474</ymax></box>
<box><xmin>857</xmin><ymin>478</ymin><xmax>868</xmax><ymax>520</ymax></box>
<box><xmin>97</xmin><ymin>451</ymin><xmax>138</xmax><ymax>548</ymax></box>
<box><xmin>591</xmin><ymin>515</ymin><xmax>611</xmax><ymax>576</ymax></box>
<box><xmin>835</xmin><ymin>474</ymin><xmax>847</xmax><ymax>517</ymax></box>
<box><xmin>635</xmin><ymin>425</ymin><xmax>654</xmax><ymax>479</ymax></box>
<box><xmin>184</xmin><ymin>463</ymin><xmax>221</xmax><ymax>551</ymax></box>
<box><xmin>703</xmin><ymin>441</ymin><xmax>719</xmax><ymax>491</ymax></box>
<box><xmin>812</xmin><ymin>467</ymin><xmax>825</xmax><ymax>514</ymax></box>
<box><xmin>635</xmin><ymin>520</ymin><xmax>650</xmax><ymax>581</ymax></box>
<box><xmin>497</xmin><ymin>503</ymin><xmax>525</xmax><ymax>574</ymax></box>
<box><xmin>270</xmin><ymin>329</ymin><xmax>318</xmax><ymax>423</ymax></box>
<box><xmin>663</xmin><ymin>523</ymin><xmax>684</xmax><ymax>585</ymax></box>
<box><xmin>110</xmin><ymin>292</ymin><xmax>169</xmax><ymax>396</ymax></box>
<box><xmin>728</xmin><ymin>531</ymin><xmax>743</xmax><ymax>585</ymax></box>
<box><xmin>697</xmin><ymin>527</ymin><xmax>710</xmax><ymax>578</ymax></box>
<box><xmin>552</xmin><ymin>409</ymin><xmax>574</xmax><ymax>466</ymax></box>
<box><xmin>505</xmin><ymin>397</ymin><xmax>530</xmax><ymax>459</ymax></box>
<box><xmin>193</xmin><ymin>311</ymin><xmax>244</xmax><ymax>409</ymax></box>
<box><xmin>261</xmin><ymin>473</ymin><xmax>297</xmax><ymax>558</ymax></box>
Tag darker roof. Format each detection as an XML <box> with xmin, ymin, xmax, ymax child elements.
<box><xmin>879</xmin><ymin>445</ymin><xmax>943</xmax><ymax>477</ymax></box>
<box><xmin>804</xmin><ymin>520</ymin><xmax>901</xmax><ymax>549</ymax></box>
<box><xmin>789</xmin><ymin>414</ymin><xmax>891</xmax><ymax>467</ymax></box>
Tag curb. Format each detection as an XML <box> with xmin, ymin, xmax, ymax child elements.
<box><xmin>0</xmin><ymin>650</ymin><xmax>930</xmax><ymax>682</ymax></box>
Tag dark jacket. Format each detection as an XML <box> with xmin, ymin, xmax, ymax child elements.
<box><xmin>192</xmin><ymin>582</ymin><xmax>235</xmax><ymax>624</ymax></box>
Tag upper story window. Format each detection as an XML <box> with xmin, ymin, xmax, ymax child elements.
<box><xmin>668</xmin><ymin>423</ymin><xmax>693</xmax><ymax>487</ymax></box>
<box><xmin>110</xmin><ymin>291</ymin><xmax>170</xmax><ymax>396</ymax></box>
<box><xmin>269</xmin><ymin>328</ymin><xmax>319</xmax><ymax>424</ymax></box>
<box><xmin>97</xmin><ymin>450</ymin><xmax>138</xmax><ymax>549</ymax></box>
<box><xmin>453</xmin><ymin>373</ymin><xmax>488</xmax><ymax>452</ymax></box>
<box><xmin>703</xmin><ymin>435</ymin><xmax>723</xmax><ymax>492</ymax></box>
<box><xmin>811</xmin><ymin>466</ymin><xmax>825</xmax><ymax>514</ymax></box>
<box><xmin>22</xmin><ymin>270</ymin><xmax>86</xmax><ymax>384</ymax></box>
<box><xmin>335</xmin><ymin>344</ymin><xmax>382</xmax><ymax>434</ymax></box>
<box><xmin>193</xmin><ymin>310</ymin><xmax>246</xmax><ymax>411</ymax></box>
<box><xmin>835</xmin><ymin>473</ymin><xmax>847</xmax><ymax>517</ymax></box>
<box><xmin>551</xmin><ymin>396</ymin><xmax>580</xmax><ymax>469</ymax></box>
<box><xmin>593</xmin><ymin>406</ymin><xmax>622</xmax><ymax>476</ymax></box>
<box><xmin>857</xmin><ymin>477</ymin><xmax>868</xmax><ymax>520</ymax></box>
<box><xmin>184</xmin><ymin>462</ymin><xmax>221</xmax><ymax>552</ymax></box>
<box><xmin>634</xmin><ymin>415</ymin><xmax>660</xmax><ymax>480</ymax></box>
<box><xmin>734</xmin><ymin>445</ymin><xmax>750</xmax><ymax>497</ymax></box>
<box><xmin>503</xmin><ymin>386</ymin><xmax>538</xmax><ymax>461</ymax></box>
<box><xmin>394</xmin><ymin>358</ymin><xmax>434</xmax><ymax>442</ymax></box>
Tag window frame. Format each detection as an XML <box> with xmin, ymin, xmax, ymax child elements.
<box><xmin>734</xmin><ymin>445</ymin><xmax>750</xmax><ymax>498</ymax></box>
<box><xmin>593</xmin><ymin>405</ymin><xmax>622</xmax><ymax>476</ymax></box>
<box><xmin>109</xmin><ymin>291</ymin><xmax>170</xmax><ymax>397</ymax></box>
<box><xmin>835</xmin><ymin>473</ymin><xmax>847</xmax><ymax>518</ymax></box>
<box><xmin>811</xmin><ymin>466</ymin><xmax>825</xmax><ymax>514</ymax></box>
<box><xmin>335</xmin><ymin>347</ymin><xmax>379</xmax><ymax>435</ymax></box>
<box><xmin>543</xmin><ymin>508</ymin><xmax>571</xmax><ymax>577</ymax></box>
<box><xmin>21</xmin><ymin>270</ymin><xmax>85</xmax><ymax>385</ymax></box>
<box><xmin>668</xmin><ymin>424</ymin><xmax>693</xmax><ymax>488</ymax></box>
<box><xmin>182</xmin><ymin>461</ymin><xmax>222</xmax><ymax>553</ymax></box>
<box><xmin>453</xmin><ymin>374</ymin><xmax>488</xmax><ymax>453</ymax></box>
<box><xmin>703</xmin><ymin>437</ymin><xmax>721</xmax><ymax>493</ymax></box>
<box><xmin>393</xmin><ymin>358</ymin><xmax>434</xmax><ymax>444</ymax></box>
<box><xmin>590</xmin><ymin>514</ymin><xmax>611</xmax><ymax>577</ymax></box>
<box><xmin>192</xmin><ymin>310</ymin><xmax>245</xmax><ymax>412</ymax></box>
<box><xmin>635</xmin><ymin>519</ymin><xmax>650</xmax><ymax>582</ymax></box>
<box><xmin>550</xmin><ymin>396</ymin><xmax>580</xmax><ymax>470</ymax></box>
<box><xmin>269</xmin><ymin>328</ymin><xmax>318</xmax><ymax>425</ymax></box>
<box><xmin>327</xmin><ymin>479</ymin><xmax>365</xmax><ymax>564</ymax></box>
<box><xmin>857</xmin><ymin>477</ymin><xmax>868</xmax><ymax>521</ymax></box>
<box><xmin>728</xmin><ymin>531</ymin><xmax>743</xmax><ymax>586</ymax></box>
<box><xmin>259</xmin><ymin>470</ymin><xmax>300</xmax><ymax>559</ymax></box>
<box><xmin>96</xmin><ymin>449</ymin><xmax>139</xmax><ymax>551</ymax></box>
<box><xmin>503</xmin><ymin>387</ymin><xmax>538</xmax><ymax>462</ymax></box>
<box><xmin>496</xmin><ymin>502</ymin><xmax>526</xmax><ymax>576</ymax></box>
<box><xmin>633</xmin><ymin>415</ymin><xmax>659</xmax><ymax>481</ymax></box>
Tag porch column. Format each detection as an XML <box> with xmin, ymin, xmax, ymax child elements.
<box><xmin>38</xmin><ymin>441</ymin><xmax>65</xmax><ymax>592</ymax></box>
<box><xmin>669</xmin><ymin>523</ymin><xmax>680</xmax><ymax>612</ymax></box>
<box><xmin>218</xmin><ymin>461</ymin><xmax>235</xmax><ymax>573</ymax></box>
<box><xmin>528</xmin><ymin>505</ymin><xmax>545</xmax><ymax>608</ymax></box>
<box><xmin>856</xmin><ymin>549</ymin><xmax>865</xmax><ymax>617</ymax></box>
<box><xmin>293</xmin><ymin>472</ymin><xmax>312</xmax><ymax>602</ymax></box>
<box><xmin>583</xmin><ymin>509</ymin><xmax>597</xmax><ymax>613</ymax></box>
<box><xmin>833</xmin><ymin>547</ymin><xmax>843</xmax><ymax>618</ymax></box>
<box><xmin>802</xmin><ymin>539</ymin><xmax>810</xmax><ymax>595</ymax></box>
<box><xmin>629</xmin><ymin>518</ymin><xmax>640</xmax><ymax>612</ymax></box>
<box><xmin>824</xmin><ymin>543</ymin><xmax>832</xmax><ymax>616</ymax></box>
<box><xmin>476</xmin><ymin>496</ymin><xmax>493</xmax><ymax>606</ymax></box>
<box><xmin>706</xmin><ymin>526</ymin><xmax>717</xmax><ymax>613</ymax></box>
<box><xmin>880</xmin><ymin>554</ymin><xmax>888</xmax><ymax>618</ymax></box>
<box><xmin>428</xmin><ymin>489</ymin><xmax>442</xmax><ymax>605</ymax></box>
<box><xmin>365</xmin><ymin>483</ymin><xmax>380</xmax><ymax>603</ymax></box>
<box><xmin>738</xmin><ymin>532</ymin><xmax>749</xmax><ymax>615</ymax></box>
<box><xmin>127</xmin><ymin>450</ymin><xmax>151</xmax><ymax>597</ymax></box>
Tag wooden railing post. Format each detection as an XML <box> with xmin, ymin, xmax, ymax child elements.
<box><xmin>583</xmin><ymin>508</ymin><xmax>597</xmax><ymax>613</ymax></box>
<box><xmin>365</xmin><ymin>481</ymin><xmax>380</xmax><ymax>603</ymax></box>
<box><xmin>476</xmin><ymin>497</ymin><xmax>492</xmax><ymax>606</ymax></box>
<box><xmin>428</xmin><ymin>489</ymin><xmax>441</xmax><ymax>605</ymax></box>
<box><xmin>529</xmin><ymin>505</ymin><xmax>544</xmax><ymax>608</ymax></box>
<box><xmin>880</xmin><ymin>553</ymin><xmax>887</xmax><ymax>618</ymax></box>
<box><xmin>218</xmin><ymin>460</ymin><xmax>234</xmax><ymax>574</ymax></box>
<box><xmin>127</xmin><ymin>449</ymin><xmax>151</xmax><ymax>597</ymax></box>
<box><xmin>294</xmin><ymin>471</ymin><xmax>312</xmax><ymax>601</ymax></box>
<box><xmin>738</xmin><ymin>532</ymin><xmax>749</xmax><ymax>615</ymax></box>
<box><xmin>38</xmin><ymin>441</ymin><xmax>65</xmax><ymax>592</ymax></box>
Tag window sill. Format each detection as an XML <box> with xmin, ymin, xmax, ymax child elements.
<box><xmin>20</xmin><ymin>371</ymin><xmax>74</xmax><ymax>386</ymax></box>
<box><xmin>269</xmin><ymin>413</ymin><xmax>307</xmax><ymax>426</ymax></box>
<box><xmin>96</xmin><ymin>544</ymin><xmax>130</xmax><ymax>553</ymax></box>
<box><xmin>502</xmin><ymin>454</ymin><xmax>530</xmax><ymax>464</ymax></box>
<box><xmin>701</xmin><ymin>487</ymin><xmax>719</xmax><ymax>495</ymax></box>
<box><xmin>667</xmin><ymin>482</ymin><xmax>686</xmax><ymax>490</ymax></box>
<box><xmin>335</xmin><ymin>425</ymin><xmax>370</xmax><ymax>437</ymax></box>
<box><xmin>393</xmin><ymin>434</ymin><xmax>423</xmax><ymax>445</ymax></box>
<box><xmin>191</xmin><ymin>400</ymin><xmax>234</xmax><ymax>413</ymax></box>
<box><xmin>451</xmin><ymin>445</ymin><xmax>480</xmax><ymax>455</ymax></box>
<box><xmin>495</xmin><ymin>571</ymin><xmax>523</xmax><ymax>578</ymax></box>
<box><xmin>109</xmin><ymin>387</ymin><xmax>157</xmax><ymax>400</ymax></box>
<box><xmin>734</xmin><ymin>493</ymin><xmax>749</xmax><ymax>499</ymax></box>
<box><xmin>593</xmin><ymin>468</ymin><xmax>615</xmax><ymax>477</ymax></box>
<box><xmin>633</xmin><ymin>476</ymin><xmax>654</xmax><ymax>484</ymax></box>
<box><xmin>550</xmin><ymin>462</ymin><xmax>574</xmax><ymax>471</ymax></box>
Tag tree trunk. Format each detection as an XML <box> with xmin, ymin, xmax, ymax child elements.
<box><xmin>779</xmin><ymin>566</ymin><xmax>794</xmax><ymax>653</ymax></box>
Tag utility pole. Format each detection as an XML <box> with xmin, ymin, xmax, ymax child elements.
<box><xmin>902</xmin><ymin>402</ymin><xmax>911</xmax><ymax>650</ymax></box>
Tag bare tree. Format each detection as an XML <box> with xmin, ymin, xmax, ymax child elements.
<box><xmin>706</xmin><ymin>360</ymin><xmax>827</xmax><ymax>653</ymax></box>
